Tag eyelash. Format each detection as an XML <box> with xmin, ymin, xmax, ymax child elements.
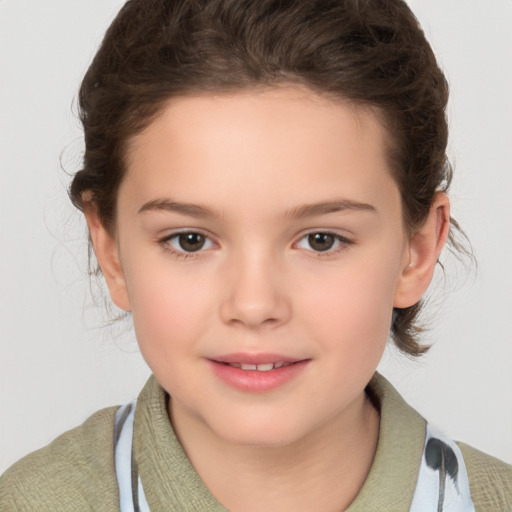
<box><xmin>159</xmin><ymin>230</ymin><xmax>353</xmax><ymax>259</ymax></box>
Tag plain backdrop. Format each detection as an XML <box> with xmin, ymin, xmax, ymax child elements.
<box><xmin>1</xmin><ymin>0</ymin><xmax>511</xmax><ymax>474</ymax></box>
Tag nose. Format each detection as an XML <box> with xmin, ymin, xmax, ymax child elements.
<box><xmin>219</xmin><ymin>251</ymin><xmax>291</xmax><ymax>330</ymax></box>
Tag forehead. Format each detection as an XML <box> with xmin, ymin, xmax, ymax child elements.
<box><xmin>121</xmin><ymin>86</ymin><xmax>399</xmax><ymax>218</ymax></box>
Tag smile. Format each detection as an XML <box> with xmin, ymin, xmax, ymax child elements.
<box><xmin>208</xmin><ymin>355</ymin><xmax>309</xmax><ymax>392</ymax></box>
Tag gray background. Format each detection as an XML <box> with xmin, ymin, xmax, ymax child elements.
<box><xmin>1</xmin><ymin>0</ymin><xmax>511</xmax><ymax>472</ymax></box>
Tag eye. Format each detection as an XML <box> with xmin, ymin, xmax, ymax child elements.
<box><xmin>165</xmin><ymin>231</ymin><xmax>214</xmax><ymax>253</ymax></box>
<box><xmin>296</xmin><ymin>232</ymin><xmax>349</xmax><ymax>253</ymax></box>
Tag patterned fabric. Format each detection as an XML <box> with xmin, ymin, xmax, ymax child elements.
<box><xmin>410</xmin><ymin>424</ymin><xmax>475</xmax><ymax>512</ymax></box>
<box><xmin>114</xmin><ymin>401</ymin><xmax>150</xmax><ymax>512</ymax></box>
<box><xmin>114</xmin><ymin>400</ymin><xmax>475</xmax><ymax>511</ymax></box>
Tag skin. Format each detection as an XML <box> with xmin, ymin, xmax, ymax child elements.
<box><xmin>84</xmin><ymin>86</ymin><xmax>450</xmax><ymax>511</ymax></box>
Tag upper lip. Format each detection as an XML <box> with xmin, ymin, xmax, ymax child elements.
<box><xmin>210</xmin><ymin>353</ymin><xmax>306</xmax><ymax>365</ymax></box>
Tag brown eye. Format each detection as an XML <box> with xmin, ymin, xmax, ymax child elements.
<box><xmin>178</xmin><ymin>232</ymin><xmax>206</xmax><ymax>252</ymax></box>
<box><xmin>164</xmin><ymin>231</ymin><xmax>214</xmax><ymax>255</ymax></box>
<box><xmin>307</xmin><ymin>233</ymin><xmax>335</xmax><ymax>252</ymax></box>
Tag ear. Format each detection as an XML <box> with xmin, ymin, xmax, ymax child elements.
<box><xmin>82</xmin><ymin>197</ymin><xmax>131</xmax><ymax>312</ymax></box>
<box><xmin>393</xmin><ymin>192</ymin><xmax>451</xmax><ymax>308</ymax></box>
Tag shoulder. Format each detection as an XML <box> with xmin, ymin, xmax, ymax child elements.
<box><xmin>0</xmin><ymin>406</ymin><xmax>120</xmax><ymax>512</ymax></box>
<box><xmin>458</xmin><ymin>442</ymin><xmax>512</xmax><ymax>511</ymax></box>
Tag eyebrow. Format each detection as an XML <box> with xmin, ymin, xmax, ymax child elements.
<box><xmin>138</xmin><ymin>198</ymin><xmax>377</xmax><ymax>219</ymax></box>
<box><xmin>138</xmin><ymin>199</ymin><xmax>219</xmax><ymax>218</ymax></box>
<box><xmin>283</xmin><ymin>199</ymin><xmax>377</xmax><ymax>219</ymax></box>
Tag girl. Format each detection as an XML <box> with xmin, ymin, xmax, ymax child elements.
<box><xmin>1</xmin><ymin>0</ymin><xmax>511</xmax><ymax>510</ymax></box>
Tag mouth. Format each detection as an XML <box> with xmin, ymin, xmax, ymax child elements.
<box><xmin>217</xmin><ymin>361</ymin><xmax>299</xmax><ymax>372</ymax></box>
<box><xmin>208</xmin><ymin>355</ymin><xmax>309</xmax><ymax>392</ymax></box>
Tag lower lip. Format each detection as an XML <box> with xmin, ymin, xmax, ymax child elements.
<box><xmin>208</xmin><ymin>360</ymin><xmax>309</xmax><ymax>393</ymax></box>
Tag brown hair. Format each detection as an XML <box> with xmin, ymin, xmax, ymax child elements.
<box><xmin>70</xmin><ymin>0</ymin><xmax>463</xmax><ymax>356</ymax></box>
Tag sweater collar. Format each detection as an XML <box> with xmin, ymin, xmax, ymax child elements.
<box><xmin>134</xmin><ymin>372</ymin><xmax>426</xmax><ymax>511</ymax></box>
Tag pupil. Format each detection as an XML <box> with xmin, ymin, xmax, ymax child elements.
<box><xmin>308</xmin><ymin>233</ymin><xmax>334</xmax><ymax>252</ymax></box>
<box><xmin>179</xmin><ymin>233</ymin><xmax>205</xmax><ymax>252</ymax></box>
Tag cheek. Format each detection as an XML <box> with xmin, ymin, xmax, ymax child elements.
<box><xmin>296</xmin><ymin>252</ymin><xmax>401</xmax><ymax>353</ymax></box>
<box><xmin>126</xmin><ymin>265</ymin><xmax>217</xmax><ymax>400</ymax></box>
<box><xmin>123</xmin><ymin>255</ymin><xmax>215</xmax><ymax>355</ymax></box>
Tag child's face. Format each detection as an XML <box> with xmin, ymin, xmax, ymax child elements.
<box><xmin>105</xmin><ymin>86</ymin><xmax>414</xmax><ymax>446</ymax></box>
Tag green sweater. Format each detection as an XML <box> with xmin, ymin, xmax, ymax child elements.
<box><xmin>1</xmin><ymin>373</ymin><xmax>511</xmax><ymax>511</ymax></box>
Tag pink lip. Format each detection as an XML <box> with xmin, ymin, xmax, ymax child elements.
<box><xmin>207</xmin><ymin>353</ymin><xmax>309</xmax><ymax>393</ymax></box>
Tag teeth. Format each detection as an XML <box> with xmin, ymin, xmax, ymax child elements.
<box><xmin>228</xmin><ymin>362</ymin><xmax>291</xmax><ymax>371</ymax></box>
<box><xmin>256</xmin><ymin>363</ymin><xmax>274</xmax><ymax>372</ymax></box>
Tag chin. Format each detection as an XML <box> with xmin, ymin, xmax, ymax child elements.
<box><xmin>209</xmin><ymin>415</ymin><xmax>311</xmax><ymax>449</ymax></box>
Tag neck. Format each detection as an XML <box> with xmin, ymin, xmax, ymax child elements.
<box><xmin>169</xmin><ymin>392</ymin><xmax>380</xmax><ymax>512</ymax></box>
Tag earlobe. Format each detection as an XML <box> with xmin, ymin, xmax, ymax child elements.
<box><xmin>393</xmin><ymin>193</ymin><xmax>451</xmax><ymax>308</ymax></box>
<box><xmin>82</xmin><ymin>198</ymin><xmax>131</xmax><ymax>312</ymax></box>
